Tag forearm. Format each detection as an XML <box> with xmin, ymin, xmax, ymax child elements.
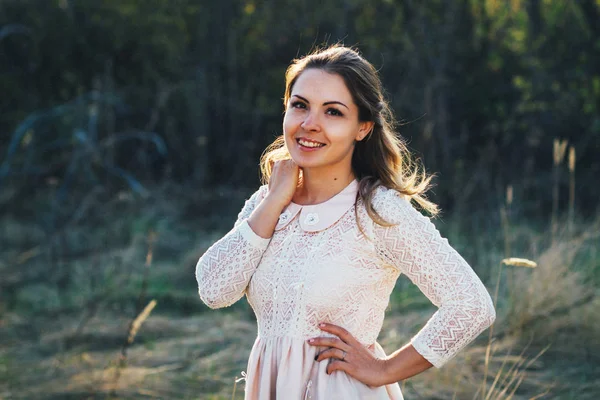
<box><xmin>383</xmin><ymin>343</ymin><xmax>433</xmax><ymax>384</ymax></box>
<box><xmin>382</xmin><ymin>296</ymin><xmax>495</xmax><ymax>383</ymax></box>
<box><xmin>196</xmin><ymin>185</ymin><xmax>290</xmax><ymax>309</ymax></box>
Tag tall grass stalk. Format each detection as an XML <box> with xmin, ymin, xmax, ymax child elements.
<box><xmin>232</xmin><ymin>372</ymin><xmax>247</xmax><ymax>400</ymax></box>
<box><xmin>500</xmin><ymin>185</ymin><xmax>514</xmax><ymax>301</ymax></box>
<box><xmin>136</xmin><ymin>231</ymin><xmax>157</xmax><ymax>312</ymax></box>
<box><xmin>568</xmin><ymin>146</ymin><xmax>576</xmax><ymax>235</ymax></box>
<box><xmin>110</xmin><ymin>231</ymin><xmax>158</xmax><ymax>397</ymax></box>
<box><xmin>110</xmin><ymin>299</ymin><xmax>157</xmax><ymax>396</ymax></box>
<box><xmin>551</xmin><ymin>139</ymin><xmax>568</xmax><ymax>244</ymax></box>
<box><xmin>501</xmin><ymin>185</ymin><xmax>513</xmax><ymax>258</ymax></box>
<box><xmin>481</xmin><ymin>340</ymin><xmax>549</xmax><ymax>400</ymax></box>
<box><xmin>481</xmin><ymin>257</ymin><xmax>537</xmax><ymax>399</ymax></box>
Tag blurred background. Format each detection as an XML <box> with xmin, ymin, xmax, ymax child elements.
<box><xmin>0</xmin><ymin>0</ymin><xmax>598</xmax><ymax>399</ymax></box>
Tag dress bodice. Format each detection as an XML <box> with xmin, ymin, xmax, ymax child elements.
<box><xmin>197</xmin><ymin>180</ymin><xmax>496</xmax><ymax>369</ymax></box>
<box><xmin>247</xmin><ymin>202</ymin><xmax>398</xmax><ymax>345</ymax></box>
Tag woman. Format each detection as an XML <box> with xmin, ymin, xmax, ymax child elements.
<box><xmin>196</xmin><ymin>45</ymin><xmax>495</xmax><ymax>399</ymax></box>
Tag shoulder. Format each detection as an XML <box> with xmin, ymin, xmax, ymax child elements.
<box><xmin>239</xmin><ymin>184</ymin><xmax>269</xmax><ymax>211</ymax></box>
<box><xmin>370</xmin><ymin>185</ymin><xmax>416</xmax><ymax>225</ymax></box>
<box><xmin>247</xmin><ymin>184</ymin><xmax>269</xmax><ymax>202</ymax></box>
<box><xmin>236</xmin><ymin>184</ymin><xmax>269</xmax><ymax>222</ymax></box>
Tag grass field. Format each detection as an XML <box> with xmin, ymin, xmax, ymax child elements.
<box><xmin>1</xmin><ymin>185</ymin><xmax>598</xmax><ymax>399</ymax></box>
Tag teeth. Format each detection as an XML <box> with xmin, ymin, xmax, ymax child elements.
<box><xmin>298</xmin><ymin>139</ymin><xmax>325</xmax><ymax>148</ymax></box>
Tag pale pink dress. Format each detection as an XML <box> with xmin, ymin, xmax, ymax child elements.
<box><xmin>196</xmin><ymin>180</ymin><xmax>495</xmax><ymax>399</ymax></box>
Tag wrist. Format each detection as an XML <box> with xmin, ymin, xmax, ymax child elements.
<box><xmin>380</xmin><ymin>357</ymin><xmax>396</xmax><ymax>386</ymax></box>
<box><xmin>377</xmin><ymin>343</ymin><xmax>434</xmax><ymax>385</ymax></box>
<box><xmin>263</xmin><ymin>192</ymin><xmax>291</xmax><ymax>213</ymax></box>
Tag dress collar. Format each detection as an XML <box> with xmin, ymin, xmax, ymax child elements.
<box><xmin>274</xmin><ymin>179</ymin><xmax>359</xmax><ymax>232</ymax></box>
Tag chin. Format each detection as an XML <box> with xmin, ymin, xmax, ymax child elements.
<box><xmin>288</xmin><ymin>156</ymin><xmax>311</xmax><ymax>169</ymax></box>
<box><xmin>294</xmin><ymin>160</ymin><xmax>329</xmax><ymax>171</ymax></box>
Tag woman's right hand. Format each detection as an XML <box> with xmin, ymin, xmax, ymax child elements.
<box><xmin>246</xmin><ymin>159</ymin><xmax>300</xmax><ymax>239</ymax></box>
<box><xmin>267</xmin><ymin>159</ymin><xmax>300</xmax><ymax>208</ymax></box>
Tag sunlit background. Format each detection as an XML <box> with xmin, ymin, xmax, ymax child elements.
<box><xmin>1</xmin><ymin>1</ymin><xmax>599</xmax><ymax>399</ymax></box>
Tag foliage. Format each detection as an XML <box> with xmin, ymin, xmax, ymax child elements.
<box><xmin>0</xmin><ymin>0</ymin><xmax>598</xmax><ymax>218</ymax></box>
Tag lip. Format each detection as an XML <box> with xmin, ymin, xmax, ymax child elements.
<box><xmin>296</xmin><ymin>137</ymin><xmax>326</xmax><ymax>152</ymax></box>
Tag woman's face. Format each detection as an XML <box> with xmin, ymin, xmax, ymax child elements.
<box><xmin>283</xmin><ymin>68</ymin><xmax>373</xmax><ymax>174</ymax></box>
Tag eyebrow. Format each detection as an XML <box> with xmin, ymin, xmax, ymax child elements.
<box><xmin>291</xmin><ymin>94</ymin><xmax>349</xmax><ymax>110</ymax></box>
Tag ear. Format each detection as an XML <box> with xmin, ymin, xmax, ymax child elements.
<box><xmin>356</xmin><ymin>121</ymin><xmax>374</xmax><ymax>141</ymax></box>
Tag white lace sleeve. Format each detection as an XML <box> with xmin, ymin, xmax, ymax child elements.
<box><xmin>373</xmin><ymin>188</ymin><xmax>496</xmax><ymax>368</ymax></box>
<box><xmin>196</xmin><ymin>185</ymin><xmax>270</xmax><ymax>309</ymax></box>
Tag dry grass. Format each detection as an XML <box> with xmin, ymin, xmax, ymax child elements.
<box><xmin>380</xmin><ymin>224</ymin><xmax>600</xmax><ymax>399</ymax></box>
<box><xmin>503</xmin><ymin>232</ymin><xmax>598</xmax><ymax>341</ymax></box>
<box><xmin>1</xmin><ymin>184</ymin><xmax>598</xmax><ymax>399</ymax></box>
<box><xmin>1</xmin><ymin>282</ymin><xmax>598</xmax><ymax>399</ymax></box>
<box><xmin>0</xmin><ymin>312</ymin><xmax>257</xmax><ymax>399</ymax></box>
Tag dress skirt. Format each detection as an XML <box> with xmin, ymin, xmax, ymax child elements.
<box><xmin>243</xmin><ymin>336</ymin><xmax>404</xmax><ymax>400</ymax></box>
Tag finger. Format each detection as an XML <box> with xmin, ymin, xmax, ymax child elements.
<box><xmin>318</xmin><ymin>323</ymin><xmax>357</xmax><ymax>346</ymax></box>
<box><xmin>315</xmin><ymin>348</ymin><xmax>347</xmax><ymax>362</ymax></box>
<box><xmin>327</xmin><ymin>360</ymin><xmax>352</xmax><ymax>375</ymax></box>
<box><xmin>307</xmin><ymin>337</ymin><xmax>348</xmax><ymax>350</ymax></box>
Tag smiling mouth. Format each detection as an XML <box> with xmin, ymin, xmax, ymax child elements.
<box><xmin>297</xmin><ymin>138</ymin><xmax>326</xmax><ymax>148</ymax></box>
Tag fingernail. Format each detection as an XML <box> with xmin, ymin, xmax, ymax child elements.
<box><xmin>319</xmin><ymin>323</ymin><xmax>325</xmax><ymax>327</ymax></box>
<box><xmin>308</xmin><ymin>339</ymin><xmax>314</xmax><ymax>343</ymax></box>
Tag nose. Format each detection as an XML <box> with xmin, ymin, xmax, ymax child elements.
<box><xmin>300</xmin><ymin>111</ymin><xmax>321</xmax><ymax>132</ymax></box>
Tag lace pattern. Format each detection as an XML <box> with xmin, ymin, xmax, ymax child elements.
<box><xmin>196</xmin><ymin>184</ymin><xmax>495</xmax><ymax>368</ymax></box>
<box><xmin>372</xmin><ymin>187</ymin><xmax>496</xmax><ymax>367</ymax></box>
<box><xmin>196</xmin><ymin>186</ymin><xmax>270</xmax><ymax>309</ymax></box>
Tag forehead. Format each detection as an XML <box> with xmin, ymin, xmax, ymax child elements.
<box><xmin>291</xmin><ymin>69</ymin><xmax>353</xmax><ymax>103</ymax></box>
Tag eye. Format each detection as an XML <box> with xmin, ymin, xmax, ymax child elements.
<box><xmin>290</xmin><ymin>101</ymin><xmax>307</xmax><ymax>109</ymax></box>
<box><xmin>326</xmin><ymin>108</ymin><xmax>344</xmax><ymax>117</ymax></box>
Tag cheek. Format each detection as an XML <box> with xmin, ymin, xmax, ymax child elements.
<box><xmin>283</xmin><ymin>112</ymin><xmax>298</xmax><ymax>134</ymax></box>
<box><xmin>328</xmin><ymin>126</ymin><xmax>360</xmax><ymax>146</ymax></box>
<box><xmin>282</xmin><ymin>114</ymin><xmax>297</xmax><ymax>148</ymax></box>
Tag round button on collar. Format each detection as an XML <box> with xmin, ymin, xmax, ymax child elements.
<box><xmin>278</xmin><ymin>211</ymin><xmax>291</xmax><ymax>223</ymax></box>
<box><xmin>305</xmin><ymin>213</ymin><xmax>319</xmax><ymax>226</ymax></box>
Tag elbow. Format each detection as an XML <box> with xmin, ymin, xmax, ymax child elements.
<box><xmin>198</xmin><ymin>289</ymin><xmax>226</xmax><ymax>310</ymax></box>
<box><xmin>483</xmin><ymin>292</ymin><xmax>497</xmax><ymax>329</ymax></box>
<box><xmin>198</xmin><ymin>287</ymin><xmax>240</xmax><ymax>310</ymax></box>
<box><xmin>196</xmin><ymin>259</ymin><xmax>224</xmax><ymax>310</ymax></box>
<box><xmin>486</xmin><ymin>304</ymin><xmax>497</xmax><ymax>328</ymax></box>
<box><xmin>196</xmin><ymin>263</ymin><xmax>237</xmax><ymax>309</ymax></box>
<box><xmin>197</xmin><ymin>279</ymin><xmax>216</xmax><ymax>309</ymax></box>
<box><xmin>197</xmin><ymin>273</ymin><xmax>232</xmax><ymax>309</ymax></box>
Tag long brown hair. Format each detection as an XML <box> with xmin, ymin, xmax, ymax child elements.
<box><xmin>260</xmin><ymin>45</ymin><xmax>438</xmax><ymax>224</ymax></box>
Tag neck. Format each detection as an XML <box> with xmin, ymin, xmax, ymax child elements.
<box><xmin>294</xmin><ymin>168</ymin><xmax>356</xmax><ymax>205</ymax></box>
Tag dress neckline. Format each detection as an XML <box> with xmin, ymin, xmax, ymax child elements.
<box><xmin>275</xmin><ymin>179</ymin><xmax>359</xmax><ymax>232</ymax></box>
